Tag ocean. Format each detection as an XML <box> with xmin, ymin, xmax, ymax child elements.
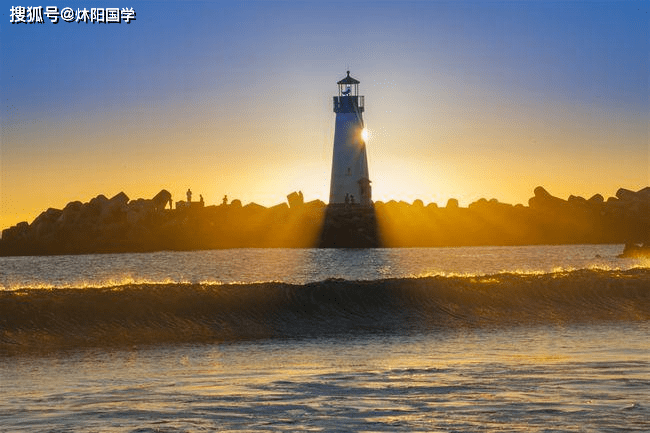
<box><xmin>1</xmin><ymin>245</ymin><xmax>648</xmax><ymax>432</ymax></box>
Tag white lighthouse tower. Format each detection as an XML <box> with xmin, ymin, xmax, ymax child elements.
<box><xmin>329</xmin><ymin>71</ymin><xmax>372</xmax><ymax>206</ymax></box>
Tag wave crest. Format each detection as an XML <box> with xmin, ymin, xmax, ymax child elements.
<box><xmin>1</xmin><ymin>268</ymin><xmax>648</xmax><ymax>352</ymax></box>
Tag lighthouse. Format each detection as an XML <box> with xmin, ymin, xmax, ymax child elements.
<box><xmin>330</xmin><ymin>71</ymin><xmax>372</xmax><ymax>206</ymax></box>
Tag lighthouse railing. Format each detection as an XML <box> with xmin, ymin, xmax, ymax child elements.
<box><xmin>333</xmin><ymin>96</ymin><xmax>364</xmax><ymax>113</ymax></box>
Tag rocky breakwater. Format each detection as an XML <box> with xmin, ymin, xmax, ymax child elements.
<box><xmin>375</xmin><ymin>186</ymin><xmax>649</xmax><ymax>248</ymax></box>
<box><xmin>0</xmin><ymin>190</ymin><xmax>328</xmax><ymax>255</ymax></box>
<box><xmin>605</xmin><ymin>187</ymin><xmax>650</xmax><ymax>257</ymax></box>
<box><xmin>529</xmin><ymin>186</ymin><xmax>649</xmax><ymax>247</ymax></box>
<box><xmin>1</xmin><ymin>186</ymin><xmax>648</xmax><ymax>255</ymax></box>
<box><xmin>1</xmin><ymin>190</ymin><xmax>172</xmax><ymax>255</ymax></box>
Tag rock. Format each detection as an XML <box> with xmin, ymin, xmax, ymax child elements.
<box><xmin>528</xmin><ymin>187</ymin><xmax>566</xmax><ymax>209</ymax></box>
<box><xmin>126</xmin><ymin>198</ymin><xmax>157</xmax><ymax>226</ymax></box>
<box><xmin>568</xmin><ymin>195</ymin><xmax>586</xmax><ymax>204</ymax></box>
<box><xmin>244</xmin><ymin>202</ymin><xmax>267</xmax><ymax>212</ymax></box>
<box><xmin>109</xmin><ymin>192</ymin><xmax>129</xmax><ymax>206</ymax></box>
<box><xmin>64</xmin><ymin>201</ymin><xmax>83</xmax><ymax>212</ymax></box>
<box><xmin>27</xmin><ymin>208</ymin><xmax>62</xmax><ymax>242</ymax></box>
<box><xmin>89</xmin><ymin>194</ymin><xmax>109</xmax><ymax>207</ymax></box>
<box><xmin>468</xmin><ymin>198</ymin><xmax>488</xmax><ymax>210</ymax></box>
<box><xmin>57</xmin><ymin>201</ymin><xmax>83</xmax><ymax>226</ymax></box>
<box><xmin>1</xmin><ymin>221</ymin><xmax>29</xmax><ymax>243</ymax></box>
<box><xmin>619</xmin><ymin>242</ymin><xmax>650</xmax><ymax>258</ymax></box>
<box><xmin>287</xmin><ymin>191</ymin><xmax>304</xmax><ymax>209</ymax></box>
<box><xmin>472</xmin><ymin>198</ymin><xmax>488</xmax><ymax>205</ymax></box>
<box><xmin>304</xmin><ymin>199</ymin><xmax>326</xmax><ymax>209</ymax></box>
<box><xmin>31</xmin><ymin>207</ymin><xmax>63</xmax><ymax>227</ymax></box>
<box><xmin>152</xmin><ymin>190</ymin><xmax>172</xmax><ymax>211</ymax></box>
<box><xmin>636</xmin><ymin>187</ymin><xmax>650</xmax><ymax>201</ymax></box>
<box><xmin>100</xmin><ymin>192</ymin><xmax>130</xmax><ymax>224</ymax></box>
<box><xmin>126</xmin><ymin>207</ymin><xmax>147</xmax><ymax>227</ymax></box>
<box><xmin>80</xmin><ymin>195</ymin><xmax>107</xmax><ymax>222</ymax></box>
<box><xmin>616</xmin><ymin>188</ymin><xmax>637</xmax><ymax>202</ymax></box>
<box><xmin>588</xmin><ymin>194</ymin><xmax>604</xmax><ymax>204</ymax></box>
<box><xmin>30</xmin><ymin>208</ymin><xmax>63</xmax><ymax>237</ymax></box>
<box><xmin>534</xmin><ymin>186</ymin><xmax>552</xmax><ymax>199</ymax></box>
<box><xmin>269</xmin><ymin>202</ymin><xmax>288</xmax><ymax>212</ymax></box>
<box><xmin>446</xmin><ymin>198</ymin><xmax>459</xmax><ymax>209</ymax></box>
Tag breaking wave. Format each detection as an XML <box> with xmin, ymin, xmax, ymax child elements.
<box><xmin>1</xmin><ymin>268</ymin><xmax>649</xmax><ymax>352</ymax></box>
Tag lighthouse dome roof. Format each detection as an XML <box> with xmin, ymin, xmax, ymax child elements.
<box><xmin>337</xmin><ymin>71</ymin><xmax>360</xmax><ymax>85</ymax></box>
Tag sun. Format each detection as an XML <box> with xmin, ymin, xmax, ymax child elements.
<box><xmin>361</xmin><ymin>127</ymin><xmax>368</xmax><ymax>142</ymax></box>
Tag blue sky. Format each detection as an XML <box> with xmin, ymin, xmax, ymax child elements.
<box><xmin>2</xmin><ymin>0</ymin><xmax>648</xmax><ymax>227</ymax></box>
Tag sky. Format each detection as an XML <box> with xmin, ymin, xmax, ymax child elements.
<box><xmin>1</xmin><ymin>0</ymin><xmax>648</xmax><ymax>229</ymax></box>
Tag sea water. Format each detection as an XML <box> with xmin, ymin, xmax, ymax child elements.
<box><xmin>1</xmin><ymin>245</ymin><xmax>649</xmax><ymax>432</ymax></box>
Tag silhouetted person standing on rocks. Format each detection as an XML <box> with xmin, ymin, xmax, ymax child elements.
<box><xmin>187</xmin><ymin>189</ymin><xmax>192</xmax><ymax>203</ymax></box>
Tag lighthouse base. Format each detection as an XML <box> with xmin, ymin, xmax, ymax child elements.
<box><xmin>318</xmin><ymin>204</ymin><xmax>380</xmax><ymax>248</ymax></box>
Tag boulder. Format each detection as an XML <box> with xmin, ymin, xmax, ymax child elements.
<box><xmin>528</xmin><ymin>187</ymin><xmax>566</xmax><ymax>209</ymax></box>
<box><xmin>588</xmin><ymin>194</ymin><xmax>604</xmax><ymax>204</ymax></box>
<box><xmin>31</xmin><ymin>207</ymin><xmax>63</xmax><ymax>227</ymax></box>
<box><xmin>636</xmin><ymin>187</ymin><xmax>650</xmax><ymax>201</ymax></box>
<box><xmin>616</xmin><ymin>188</ymin><xmax>637</xmax><ymax>202</ymax></box>
<box><xmin>568</xmin><ymin>195</ymin><xmax>586</xmax><ymax>203</ymax></box>
<box><xmin>152</xmin><ymin>190</ymin><xmax>172</xmax><ymax>211</ymax></box>
<box><xmin>57</xmin><ymin>201</ymin><xmax>83</xmax><ymax>226</ymax></box>
<box><xmin>304</xmin><ymin>199</ymin><xmax>326</xmax><ymax>209</ymax></box>
<box><xmin>446</xmin><ymin>198</ymin><xmax>459</xmax><ymax>209</ymax></box>
<box><xmin>109</xmin><ymin>192</ymin><xmax>129</xmax><ymax>206</ymax></box>
<box><xmin>29</xmin><ymin>208</ymin><xmax>62</xmax><ymax>241</ymax></box>
<box><xmin>64</xmin><ymin>201</ymin><xmax>83</xmax><ymax>212</ymax></box>
<box><xmin>100</xmin><ymin>192</ymin><xmax>130</xmax><ymax>224</ymax></box>
<box><xmin>89</xmin><ymin>194</ymin><xmax>109</xmax><ymax>207</ymax></box>
<box><xmin>287</xmin><ymin>191</ymin><xmax>304</xmax><ymax>209</ymax></box>
<box><xmin>468</xmin><ymin>198</ymin><xmax>488</xmax><ymax>210</ymax></box>
<box><xmin>269</xmin><ymin>202</ymin><xmax>288</xmax><ymax>212</ymax></box>
<box><xmin>99</xmin><ymin>192</ymin><xmax>129</xmax><ymax>224</ymax></box>
<box><xmin>80</xmin><ymin>195</ymin><xmax>108</xmax><ymax>222</ymax></box>
<box><xmin>534</xmin><ymin>186</ymin><xmax>552</xmax><ymax>199</ymax></box>
<box><xmin>568</xmin><ymin>195</ymin><xmax>588</xmax><ymax>209</ymax></box>
<box><xmin>127</xmin><ymin>207</ymin><xmax>146</xmax><ymax>227</ymax></box>
<box><xmin>244</xmin><ymin>202</ymin><xmax>267</xmax><ymax>212</ymax></box>
<box><xmin>1</xmin><ymin>221</ymin><xmax>29</xmax><ymax>243</ymax></box>
<box><xmin>126</xmin><ymin>198</ymin><xmax>157</xmax><ymax>226</ymax></box>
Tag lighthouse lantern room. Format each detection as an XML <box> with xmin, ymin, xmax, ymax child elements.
<box><xmin>329</xmin><ymin>71</ymin><xmax>372</xmax><ymax>206</ymax></box>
